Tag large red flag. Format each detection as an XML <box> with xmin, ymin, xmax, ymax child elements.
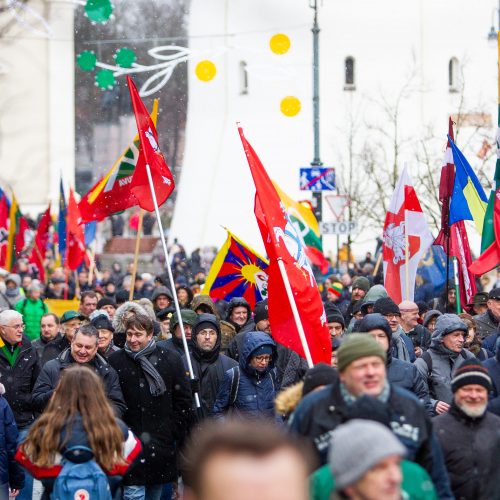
<box><xmin>127</xmin><ymin>77</ymin><xmax>174</xmax><ymax>212</ymax></box>
<box><xmin>0</xmin><ymin>194</ymin><xmax>8</xmax><ymax>268</ymax></box>
<box><xmin>28</xmin><ymin>205</ymin><xmax>51</xmax><ymax>281</ymax></box>
<box><xmin>238</xmin><ymin>127</ymin><xmax>331</xmax><ymax>365</ymax></box>
<box><xmin>66</xmin><ymin>189</ymin><xmax>86</xmax><ymax>271</ymax></box>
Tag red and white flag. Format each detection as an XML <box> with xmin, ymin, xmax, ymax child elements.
<box><xmin>127</xmin><ymin>76</ymin><xmax>174</xmax><ymax>212</ymax></box>
<box><xmin>238</xmin><ymin>127</ymin><xmax>331</xmax><ymax>365</ymax></box>
<box><xmin>383</xmin><ymin>167</ymin><xmax>433</xmax><ymax>303</ymax></box>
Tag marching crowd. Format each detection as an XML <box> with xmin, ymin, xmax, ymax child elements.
<box><xmin>1</xmin><ymin>251</ymin><xmax>500</xmax><ymax>500</ymax></box>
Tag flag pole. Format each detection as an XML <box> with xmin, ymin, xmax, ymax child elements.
<box><xmin>87</xmin><ymin>238</ymin><xmax>98</xmax><ymax>287</ymax></box>
<box><xmin>373</xmin><ymin>250</ymin><xmax>383</xmax><ymax>277</ymax></box>
<box><xmin>129</xmin><ymin>210</ymin><xmax>144</xmax><ymax>301</ymax></box>
<box><xmin>453</xmin><ymin>257</ymin><xmax>461</xmax><ymax>314</ymax></box>
<box><xmin>276</xmin><ymin>258</ymin><xmax>314</xmax><ymax>368</ymax></box>
<box><xmin>144</xmin><ymin>163</ymin><xmax>201</xmax><ymax>408</ymax></box>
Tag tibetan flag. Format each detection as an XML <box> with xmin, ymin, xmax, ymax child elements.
<box><xmin>448</xmin><ymin>137</ymin><xmax>488</xmax><ymax>234</ymax></box>
<box><xmin>272</xmin><ymin>182</ymin><xmax>329</xmax><ymax>274</ymax></box>
<box><xmin>66</xmin><ymin>188</ymin><xmax>86</xmax><ymax>271</ymax></box>
<box><xmin>28</xmin><ymin>205</ymin><xmax>51</xmax><ymax>282</ymax></box>
<box><xmin>79</xmin><ymin>100</ymin><xmax>159</xmax><ymax>223</ymax></box>
<box><xmin>383</xmin><ymin>167</ymin><xmax>434</xmax><ymax>303</ymax></box>
<box><xmin>5</xmin><ymin>194</ymin><xmax>29</xmax><ymax>271</ymax></box>
<box><xmin>202</xmin><ymin>230</ymin><xmax>269</xmax><ymax>310</ymax></box>
<box><xmin>239</xmin><ymin>126</ymin><xmax>331</xmax><ymax>365</ymax></box>
<box><xmin>58</xmin><ymin>179</ymin><xmax>67</xmax><ymax>264</ymax></box>
<box><xmin>127</xmin><ymin>77</ymin><xmax>174</xmax><ymax>212</ymax></box>
<box><xmin>0</xmin><ymin>192</ymin><xmax>8</xmax><ymax>268</ymax></box>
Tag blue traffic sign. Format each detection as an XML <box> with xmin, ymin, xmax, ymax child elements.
<box><xmin>299</xmin><ymin>167</ymin><xmax>335</xmax><ymax>191</ymax></box>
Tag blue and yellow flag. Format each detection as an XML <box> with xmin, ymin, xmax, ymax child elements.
<box><xmin>202</xmin><ymin>230</ymin><xmax>268</xmax><ymax>310</ymax></box>
<box><xmin>58</xmin><ymin>179</ymin><xmax>67</xmax><ymax>264</ymax></box>
<box><xmin>449</xmin><ymin>137</ymin><xmax>488</xmax><ymax>234</ymax></box>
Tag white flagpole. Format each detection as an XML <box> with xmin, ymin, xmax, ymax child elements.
<box><xmin>276</xmin><ymin>258</ymin><xmax>314</xmax><ymax>368</ymax></box>
<box><xmin>145</xmin><ymin>164</ymin><xmax>200</xmax><ymax>408</ymax></box>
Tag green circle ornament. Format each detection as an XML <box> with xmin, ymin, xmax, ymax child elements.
<box><xmin>77</xmin><ymin>51</ymin><xmax>97</xmax><ymax>71</ymax></box>
<box><xmin>95</xmin><ymin>69</ymin><xmax>116</xmax><ymax>89</ymax></box>
<box><xmin>85</xmin><ymin>0</ymin><xmax>113</xmax><ymax>23</ymax></box>
<box><xmin>114</xmin><ymin>48</ymin><xmax>137</xmax><ymax>68</ymax></box>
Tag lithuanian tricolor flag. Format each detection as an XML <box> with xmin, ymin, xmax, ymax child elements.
<box><xmin>5</xmin><ymin>193</ymin><xmax>29</xmax><ymax>271</ymax></box>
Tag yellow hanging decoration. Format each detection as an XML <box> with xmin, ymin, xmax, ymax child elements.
<box><xmin>270</xmin><ymin>34</ymin><xmax>291</xmax><ymax>55</ymax></box>
<box><xmin>280</xmin><ymin>96</ymin><xmax>301</xmax><ymax>117</ymax></box>
<box><xmin>195</xmin><ymin>60</ymin><xmax>217</xmax><ymax>82</ymax></box>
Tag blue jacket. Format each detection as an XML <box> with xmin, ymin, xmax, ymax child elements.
<box><xmin>483</xmin><ymin>347</ymin><xmax>500</xmax><ymax>416</ymax></box>
<box><xmin>482</xmin><ymin>332</ymin><xmax>500</xmax><ymax>357</ymax></box>
<box><xmin>0</xmin><ymin>386</ymin><xmax>24</xmax><ymax>490</ymax></box>
<box><xmin>212</xmin><ymin>332</ymin><xmax>279</xmax><ymax>420</ymax></box>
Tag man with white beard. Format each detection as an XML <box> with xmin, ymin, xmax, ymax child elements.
<box><xmin>433</xmin><ymin>360</ymin><xmax>500</xmax><ymax>500</ymax></box>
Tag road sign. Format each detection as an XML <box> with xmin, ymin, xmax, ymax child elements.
<box><xmin>324</xmin><ymin>194</ymin><xmax>350</xmax><ymax>222</ymax></box>
<box><xmin>320</xmin><ymin>221</ymin><xmax>358</xmax><ymax>235</ymax></box>
<box><xmin>299</xmin><ymin>167</ymin><xmax>335</xmax><ymax>191</ymax></box>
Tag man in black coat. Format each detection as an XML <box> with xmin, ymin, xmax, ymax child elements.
<box><xmin>183</xmin><ymin>314</ymin><xmax>236</xmax><ymax>419</ymax></box>
<box><xmin>32</xmin><ymin>324</ymin><xmax>126</xmax><ymax>416</ymax></box>
<box><xmin>433</xmin><ymin>360</ymin><xmax>500</xmax><ymax>500</ymax></box>
<box><xmin>108</xmin><ymin>312</ymin><xmax>193</xmax><ymax>498</ymax></box>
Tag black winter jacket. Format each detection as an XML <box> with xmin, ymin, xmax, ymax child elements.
<box><xmin>108</xmin><ymin>345</ymin><xmax>194</xmax><ymax>485</ymax></box>
<box><xmin>433</xmin><ymin>404</ymin><xmax>500</xmax><ymax>500</ymax></box>
<box><xmin>32</xmin><ymin>349</ymin><xmax>126</xmax><ymax>417</ymax></box>
<box><xmin>482</xmin><ymin>347</ymin><xmax>500</xmax><ymax>416</ymax></box>
<box><xmin>0</xmin><ymin>335</ymin><xmax>40</xmax><ymax>429</ymax></box>
<box><xmin>40</xmin><ymin>335</ymin><xmax>70</xmax><ymax>365</ymax></box>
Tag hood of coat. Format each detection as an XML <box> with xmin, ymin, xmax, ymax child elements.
<box><xmin>112</xmin><ymin>301</ymin><xmax>148</xmax><ymax>333</ymax></box>
<box><xmin>151</xmin><ymin>286</ymin><xmax>174</xmax><ymax>304</ymax></box>
<box><xmin>239</xmin><ymin>331</ymin><xmax>277</xmax><ymax>376</ymax></box>
<box><xmin>190</xmin><ymin>313</ymin><xmax>221</xmax><ymax>363</ymax></box>
<box><xmin>191</xmin><ymin>294</ymin><xmax>218</xmax><ymax>317</ymax></box>
<box><xmin>430</xmin><ymin>314</ymin><xmax>468</xmax><ymax>347</ymax></box>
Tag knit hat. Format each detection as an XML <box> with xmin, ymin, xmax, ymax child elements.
<box><xmin>353</xmin><ymin>313</ymin><xmax>392</xmax><ymax>347</ymax></box>
<box><xmin>352</xmin><ymin>276</ymin><xmax>370</xmax><ymax>293</ymax></box>
<box><xmin>337</xmin><ymin>334</ymin><xmax>386</xmax><ymax>372</ymax></box>
<box><xmin>329</xmin><ymin>420</ymin><xmax>406</xmax><ymax>490</ymax></box>
<box><xmin>326</xmin><ymin>311</ymin><xmax>345</xmax><ymax>328</ymax></box>
<box><xmin>373</xmin><ymin>297</ymin><xmax>400</xmax><ymax>317</ymax></box>
<box><xmin>451</xmin><ymin>359</ymin><xmax>492</xmax><ymax>393</ymax></box>
<box><xmin>253</xmin><ymin>300</ymin><xmax>269</xmax><ymax>324</ymax></box>
<box><xmin>302</xmin><ymin>363</ymin><xmax>337</xmax><ymax>397</ymax></box>
<box><xmin>327</xmin><ymin>282</ymin><xmax>343</xmax><ymax>299</ymax></box>
<box><xmin>90</xmin><ymin>314</ymin><xmax>114</xmax><ymax>333</ymax></box>
<box><xmin>97</xmin><ymin>297</ymin><xmax>117</xmax><ymax>310</ymax></box>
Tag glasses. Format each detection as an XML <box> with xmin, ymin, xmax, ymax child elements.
<box><xmin>384</xmin><ymin>314</ymin><xmax>400</xmax><ymax>320</ymax></box>
<box><xmin>197</xmin><ymin>329</ymin><xmax>217</xmax><ymax>338</ymax></box>
<box><xmin>5</xmin><ymin>323</ymin><xmax>25</xmax><ymax>331</ymax></box>
<box><xmin>253</xmin><ymin>354</ymin><xmax>271</xmax><ymax>363</ymax></box>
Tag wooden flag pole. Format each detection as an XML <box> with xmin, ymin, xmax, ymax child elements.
<box><xmin>129</xmin><ymin>210</ymin><xmax>144</xmax><ymax>301</ymax></box>
<box><xmin>144</xmin><ymin>164</ymin><xmax>200</xmax><ymax>408</ymax></box>
<box><xmin>373</xmin><ymin>250</ymin><xmax>383</xmax><ymax>277</ymax></box>
<box><xmin>276</xmin><ymin>258</ymin><xmax>314</xmax><ymax>368</ymax></box>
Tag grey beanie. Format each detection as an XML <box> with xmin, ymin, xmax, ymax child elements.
<box><xmin>329</xmin><ymin>419</ymin><xmax>406</xmax><ymax>490</ymax></box>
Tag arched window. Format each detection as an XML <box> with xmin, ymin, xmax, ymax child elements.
<box><xmin>239</xmin><ymin>61</ymin><xmax>249</xmax><ymax>95</ymax></box>
<box><xmin>344</xmin><ymin>56</ymin><xmax>355</xmax><ymax>90</ymax></box>
<box><xmin>449</xmin><ymin>57</ymin><xmax>459</xmax><ymax>92</ymax></box>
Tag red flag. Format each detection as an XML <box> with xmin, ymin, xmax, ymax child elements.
<box><xmin>127</xmin><ymin>77</ymin><xmax>174</xmax><ymax>212</ymax></box>
<box><xmin>66</xmin><ymin>189</ymin><xmax>86</xmax><ymax>271</ymax></box>
<box><xmin>0</xmin><ymin>194</ymin><xmax>8</xmax><ymax>268</ymax></box>
<box><xmin>28</xmin><ymin>206</ymin><xmax>51</xmax><ymax>281</ymax></box>
<box><xmin>238</xmin><ymin>127</ymin><xmax>331</xmax><ymax>365</ymax></box>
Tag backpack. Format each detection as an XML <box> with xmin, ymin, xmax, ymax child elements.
<box><xmin>51</xmin><ymin>446</ymin><xmax>112</xmax><ymax>500</ymax></box>
<box><xmin>228</xmin><ymin>366</ymin><xmax>277</xmax><ymax>406</ymax></box>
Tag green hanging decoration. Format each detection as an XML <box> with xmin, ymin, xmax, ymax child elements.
<box><xmin>77</xmin><ymin>51</ymin><xmax>97</xmax><ymax>71</ymax></box>
<box><xmin>114</xmin><ymin>48</ymin><xmax>137</xmax><ymax>68</ymax></box>
<box><xmin>85</xmin><ymin>0</ymin><xmax>113</xmax><ymax>24</ymax></box>
<box><xmin>95</xmin><ymin>69</ymin><xmax>116</xmax><ymax>89</ymax></box>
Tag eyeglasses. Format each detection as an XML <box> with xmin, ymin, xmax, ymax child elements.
<box><xmin>253</xmin><ymin>354</ymin><xmax>271</xmax><ymax>363</ymax></box>
<box><xmin>5</xmin><ymin>323</ymin><xmax>25</xmax><ymax>331</ymax></box>
<box><xmin>384</xmin><ymin>314</ymin><xmax>400</xmax><ymax>320</ymax></box>
<box><xmin>197</xmin><ymin>329</ymin><xmax>217</xmax><ymax>338</ymax></box>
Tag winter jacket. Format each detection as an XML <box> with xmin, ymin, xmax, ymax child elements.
<box><xmin>213</xmin><ymin>332</ymin><xmax>280</xmax><ymax>420</ymax></box>
<box><xmin>386</xmin><ymin>356</ymin><xmax>433</xmax><ymax>416</ymax></box>
<box><xmin>40</xmin><ymin>334</ymin><xmax>70</xmax><ymax>365</ymax></box>
<box><xmin>32</xmin><ymin>349</ymin><xmax>126</xmax><ymax>417</ymax></box>
<box><xmin>182</xmin><ymin>314</ymin><xmax>237</xmax><ymax>419</ymax></box>
<box><xmin>225</xmin><ymin>297</ymin><xmax>255</xmax><ymax>334</ymax></box>
<box><xmin>483</xmin><ymin>347</ymin><xmax>500</xmax><ymax>416</ymax></box>
<box><xmin>289</xmin><ymin>382</ymin><xmax>453</xmax><ymax>499</ymax></box>
<box><xmin>0</xmin><ymin>335</ymin><xmax>40</xmax><ymax>429</ymax></box>
<box><xmin>415</xmin><ymin>316</ymin><xmax>475</xmax><ymax>411</ymax></box>
<box><xmin>31</xmin><ymin>333</ymin><xmax>62</xmax><ymax>360</ymax></box>
<box><xmin>14</xmin><ymin>298</ymin><xmax>49</xmax><ymax>341</ymax></box>
<box><xmin>108</xmin><ymin>344</ymin><xmax>194</xmax><ymax>485</ymax></box>
<box><xmin>0</xmin><ymin>384</ymin><xmax>24</xmax><ymax>491</ymax></box>
<box><xmin>391</xmin><ymin>327</ymin><xmax>416</xmax><ymax>363</ymax></box>
<box><xmin>158</xmin><ymin>336</ymin><xmax>187</xmax><ymax>358</ymax></box>
<box><xmin>0</xmin><ymin>274</ymin><xmax>23</xmax><ymax>311</ymax></box>
<box><xmin>481</xmin><ymin>331</ymin><xmax>500</xmax><ymax>357</ymax></box>
<box><xmin>405</xmin><ymin>324</ymin><xmax>432</xmax><ymax>351</ymax></box>
<box><xmin>433</xmin><ymin>403</ymin><xmax>500</xmax><ymax>500</ymax></box>
<box><xmin>15</xmin><ymin>413</ymin><xmax>141</xmax><ymax>499</ymax></box>
<box><xmin>473</xmin><ymin>310</ymin><xmax>499</xmax><ymax>340</ymax></box>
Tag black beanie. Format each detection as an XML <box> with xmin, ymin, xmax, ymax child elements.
<box><xmin>326</xmin><ymin>311</ymin><xmax>345</xmax><ymax>328</ymax></box>
<box><xmin>373</xmin><ymin>297</ymin><xmax>400</xmax><ymax>316</ymax></box>
<box><xmin>302</xmin><ymin>363</ymin><xmax>337</xmax><ymax>397</ymax></box>
<box><xmin>97</xmin><ymin>297</ymin><xmax>117</xmax><ymax>309</ymax></box>
<box><xmin>91</xmin><ymin>315</ymin><xmax>115</xmax><ymax>333</ymax></box>
<box><xmin>254</xmin><ymin>300</ymin><xmax>269</xmax><ymax>324</ymax></box>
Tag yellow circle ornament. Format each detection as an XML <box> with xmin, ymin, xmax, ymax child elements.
<box><xmin>195</xmin><ymin>60</ymin><xmax>217</xmax><ymax>82</ymax></box>
<box><xmin>270</xmin><ymin>33</ymin><xmax>291</xmax><ymax>55</ymax></box>
<box><xmin>280</xmin><ymin>96</ymin><xmax>301</xmax><ymax>117</ymax></box>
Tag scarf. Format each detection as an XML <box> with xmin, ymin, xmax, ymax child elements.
<box><xmin>124</xmin><ymin>339</ymin><xmax>166</xmax><ymax>396</ymax></box>
<box><xmin>340</xmin><ymin>380</ymin><xmax>391</xmax><ymax>407</ymax></box>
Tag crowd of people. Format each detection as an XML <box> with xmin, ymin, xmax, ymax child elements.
<box><xmin>1</xmin><ymin>245</ymin><xmax>500</xmax><ymax>499</ymax></box>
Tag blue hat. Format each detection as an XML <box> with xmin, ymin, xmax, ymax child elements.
<box><xmin>251</xmin><ymin>345</ymin><xmax>273</xmax><ymax>358</ymax></box>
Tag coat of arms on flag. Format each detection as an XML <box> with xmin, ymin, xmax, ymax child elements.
<box><xmin>202</xmin><ymin>230</ymin><xmax>268</xmax><ymax>310</ymax></box>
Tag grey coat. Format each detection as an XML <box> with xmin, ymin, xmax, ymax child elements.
<box><xmin>473</xmin><ymin>310</ymin><xmax>499</xmax><ymax>340</ymax></box>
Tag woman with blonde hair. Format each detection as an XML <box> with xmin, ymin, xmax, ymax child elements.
<box><xmin>15</xmin><ymin>364</ymin><xmax>141</xmax><ymax>499</ymax></box>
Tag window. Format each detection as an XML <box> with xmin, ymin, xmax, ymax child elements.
<box><xmin>239</xmin><ymin>61</ymin><xmax>248</xmax><ymax>95</ymax></box>
<box><xmin>449</xmin><ymin>57</ymin><xmax>459</xmax><ymax>92</ymax></box>
<box><xmin>344</xmin><ymin>56</ymin><xmax>355</xmax><ymax>90</ymax></box>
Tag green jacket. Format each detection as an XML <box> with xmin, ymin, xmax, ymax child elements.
<box><xmin>310</xmin><ymin>460</ymin><xmax>438</xmax><ymax>500</ymax></box>
<box><xmin>15</xmin><ymin>298</ymin><xmax>48</xmax><ymax>341</ymax></box>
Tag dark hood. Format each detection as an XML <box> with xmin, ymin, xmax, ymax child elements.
<box><xmin>239</xmin><ymin>331</ymin><xmax>277</xmax><ymax>377</ymax></box>
<box><xmin>190</xmin><ymin>313</ymin><xmax>221</xmax><ymax>363</ymax></box>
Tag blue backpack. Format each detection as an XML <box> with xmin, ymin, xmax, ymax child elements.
<box><xmin>51</xmin><ymin>446</ymin><xmax>112</xmax><ymax>500</ymax></box>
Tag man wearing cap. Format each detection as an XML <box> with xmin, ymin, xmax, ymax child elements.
<box><xmin>91</xmin><ymin>313</ymin><xmax>120</xmax><ymax>358</ymax></box>
<box><xmin>41</xmin><ymin>310</ymin><xmax>85</xmax><ymax>364</ymax></box>
<box><xmin>415</xmin><ymin>314</ymin><xmax>475</xmax><ymax>415</ymax></box>
<box><xmin>398</xmin><ymin>300</ymin><xmax>431</xmax><ymax>357</ymax></box>
<box><xmin>473</xmin><ymin>288</ymin><xmax>500</xmax><ymax>339</ymax></box>
<box><xmin>433</xmin><ymin>360</ymin><xmax>500</xmax><ymax>500</ymax></box>
<box><xmin>182</xmin><ymin>314</ymin><xmax>237</xmax><ymax>419</ymax></box>
<box><xmin>31</xmin><ymin>313</ymin><xmax>62</xmax><ymax>359</ymax></box>
<box><xmin>342</xmin><ymin>276</ymin><xmax>370</xmax><ymax>323</ymax></box>
<box><xmin>155</xmin><ymin>306</ymin><xmax>175</xmax><ymax>339</ymax></box>
<box><xmin>289</xmin><ymin>334</ymin><xmax>452</xmax><ymax>498</ymax></box>
<box><xmin>468</xmin><ymin>291</ymin><xmax>489</xmax><ymax>316</ymax></box>
<box><xmin>158</xmin><ymin>309</ymin><xmax>198</xmax><ymax>357</ymax></box>
<box><xmin>96</xmin><ymin>297</ymin><xmax>117</xmax><ymax>320</ymax></box>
